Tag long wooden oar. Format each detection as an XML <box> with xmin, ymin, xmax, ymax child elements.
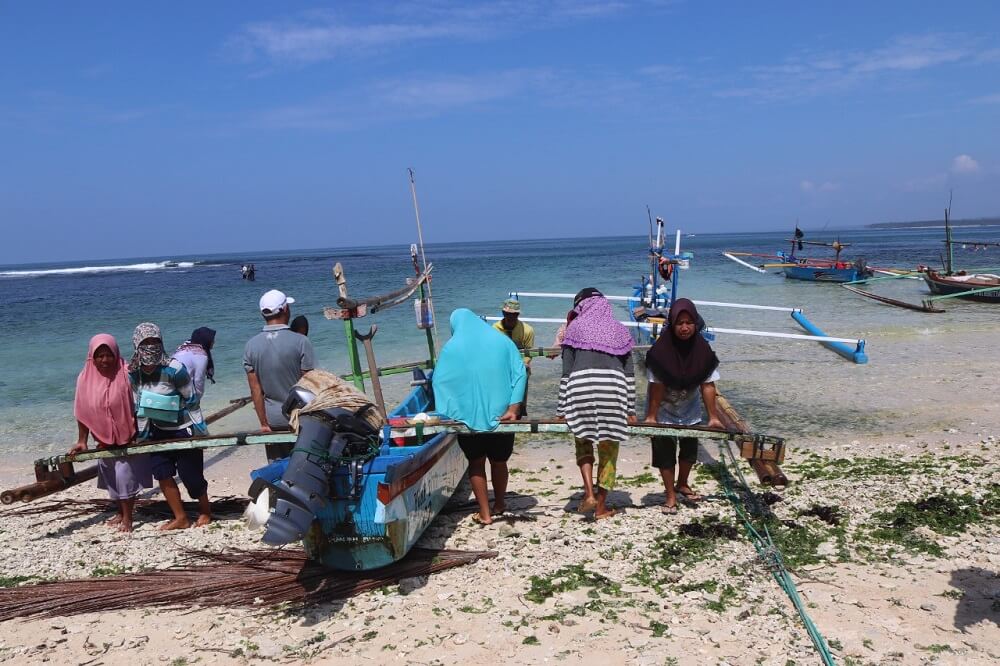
<box><xmin>842</xmin><ymin>285</ymin><xmax>944</xmax><ymax>313</ymax></box>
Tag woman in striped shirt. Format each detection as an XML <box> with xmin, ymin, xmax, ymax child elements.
<box><xmin>557</xmin><ymin>288</ymin><xmax>636</xmax><ymax>520</ymax></box>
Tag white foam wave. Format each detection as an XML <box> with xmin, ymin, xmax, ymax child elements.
<box><xmin>0</xmin><ymin>261</ymin><xmax>195</xmax><ymax>278</ymax></box>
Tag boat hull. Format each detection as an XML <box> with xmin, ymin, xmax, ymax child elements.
<box><xmin>265</xmin><ymin>374</ymin><xmax>469</xmax><ymax>571</ymax></box>
<box><xmin>923</xmin><ymin>272</ymin><xmax>1000</xmax><ymax>302</ymax></box>
<box><xmin>783</xmin><ymin>266</ymin><xmax>863</xmax><ymax>283</ymax></box>
<box><xmin>304</xmin><ymin>432</ymin><xmax>466</xmax><ymax>570</ymax></box>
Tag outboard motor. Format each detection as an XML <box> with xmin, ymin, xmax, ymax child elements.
<box><xmin>262</xmin><ymin>405</ymin><xmax>379</xmax><ymax>545</ymax></box>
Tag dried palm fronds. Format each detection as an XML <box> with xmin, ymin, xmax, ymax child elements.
<box><xmin>0</xmin><ymin>547</ymin><xmax>496</xmax><ymax>621</ymax></box>
<box><xmin>6</xmin><ymin>496</ymin><xmax>250</xmax><ymax>523</ymax></box>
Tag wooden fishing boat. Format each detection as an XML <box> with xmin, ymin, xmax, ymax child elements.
<box><xmin>921</xmin><ymin>270</ymin><xmax>1000</xmax><ymax>302</ymax></box>
<box><xmin>725</xmin><ymin>227</ymin><xmax>874</xmax><ymax>284</ymax></box>
<box><xmin>841</xmin><ymin>204</ymin><xmax>1000</xmax><ymax>312</ymax></box>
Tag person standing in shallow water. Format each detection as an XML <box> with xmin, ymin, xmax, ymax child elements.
<box><xmin>644</xmin><ymin>298</ymin><xmax>723</xmax><ymax>513</ymax></box>
<box><xmin>128</xmin><ymin>322</ymin><xmax>211</xmax><ymax>530</ymax></box>
<box><xmin>557</xmin><ymin>288</ymin><xmax>636</xmax><ymax>520</ymax></box>
<box><xmin>69</xmin><ymin>334</ymin><xmax>152</xmax><ymax>532</ymax></box>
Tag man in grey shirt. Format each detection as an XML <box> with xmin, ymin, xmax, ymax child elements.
<box><xmin>243</xmin><ymin>290</ymin><xmax>316</xmax><ymax>455</ymax></box>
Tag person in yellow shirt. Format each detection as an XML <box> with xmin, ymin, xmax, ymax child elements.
<box><xmin>493</xmin><ymin>299</ymin><xmax>535</xmax><ymax>415</ymax></box>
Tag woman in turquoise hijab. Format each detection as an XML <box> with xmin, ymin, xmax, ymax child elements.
<box><xmin>434</xmin><ymin>308</ymin><xmax>527</xmax><ymax>524</ymax></box>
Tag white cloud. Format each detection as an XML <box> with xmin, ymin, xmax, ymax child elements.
<box><xmin>951</xmin><ymin>154</ymin><xmax>980</xmax><ymax>173</ymax></box>
<box><xmin>800</xmin><ymin>180</ymin><xmax>840</xmax><ymax>193</ymax></box>
<box><xmin>226</xmin><ymin>2</ymin><xmax>650</xmax><ymax>65</ymax></box>
<box><xmin>970</xmin><ymin>93</ymin><xmax>1000</xmax><ymax>104</ymax></box>
<box><xmin>717</xmin><ymin>33</ymin><xmax>991</xmax><ymax>101</ymax></box>
<box><xmin>249</xmin><ymin>68</ymin><xmax>554</xmax><ymax>130</ymax></box>
<box><xmin>901</xmin><ymin>173</ymin><xmax>947</xmax><ymax>192</ymax></box>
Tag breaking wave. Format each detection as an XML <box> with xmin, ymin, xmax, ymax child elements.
<box><xmin>0</xmin><ymin>261</ymin><xmax>197</xmax><ymax>278</ymax></box>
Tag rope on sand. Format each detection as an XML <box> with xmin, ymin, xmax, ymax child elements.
<box><xmin>717</xmin><ymin>441</ymin><xmax>837</xmax><ymax>666</ymax></box>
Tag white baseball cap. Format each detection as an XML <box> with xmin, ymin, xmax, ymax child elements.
<box><xmin>259</xmin><ymin>289</ymin><xmax>295</xmax><ymax>316</ymax></box>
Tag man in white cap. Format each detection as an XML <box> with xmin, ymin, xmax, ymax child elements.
<box><xmin>243</xmin><ymin>290</ymin><xmax>316</xmax><ymax>456</ymax></box>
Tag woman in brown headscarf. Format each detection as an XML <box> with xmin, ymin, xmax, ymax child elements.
<box><xmin>644</xmin><ymin>299</ymin><xmax>723</xmax><ymax>513</ymax></box>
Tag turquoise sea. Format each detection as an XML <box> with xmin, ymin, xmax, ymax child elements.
<box><xmin>2</xmin><ymin>227</ymin><xmax>999</xmax><ymax>459</ymax></box>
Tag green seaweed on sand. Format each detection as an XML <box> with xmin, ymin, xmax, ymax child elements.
<box><xmin>618</xmin><ymin>472</ymin><xmax>657</xmax><ymax>487</ymax></box>
<box><xmin>694</xmin><ymin>462</ymin><xmax>725</xmax><ymax>485</ymax></box>
<box><xmin>540</xmin><ymin>597</ymin><xmax>621</xmax><ymax>622</ymax></box>
<box><xmin>631</xmin><ymin>516</ymin><xmax>740</xmax><ymax>591</ymax></box>
<box><xmin>862</xmin><ymin>488</ymin><xmax>999</xmax><ymax>557</ymax></box>
<box><xmin>673</xmin><ymin>578</ymin><xmax>739</xmax><ymax>612</ymax></box>
<box><xmin>525</xmin><ymin>563</ymin><xmax>622</xmax><ymax>604</ymax></box>
<box><xmin>0</xmin><ymin>575</ymin><xmax>39</xmax><ymax>588</ymax></box>
<box><xmin>783</xmin><ymin>453</ymin><xmax>988</xmax><ymax>482</ymax></box>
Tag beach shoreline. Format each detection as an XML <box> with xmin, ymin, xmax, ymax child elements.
<box><xmin>1</xmin><ymin>418</ymin><xmax>997</xmax><ymax>665</ymax></box>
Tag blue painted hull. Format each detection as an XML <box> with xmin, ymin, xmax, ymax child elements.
<box><xmin>297</xmin><ymin>375</ymin><xmax>468</xmax><ymax>571</ymax></box>
<box><xmin>783</xmin><ymin>266</ymin><xmax>862</xmax><ymax>283</ymax></box>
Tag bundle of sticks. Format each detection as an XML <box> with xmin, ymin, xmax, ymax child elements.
<box><xmin>0</xmin><ymin>547</ymin><xmax>496</xmax><ymax>621</ymax></box>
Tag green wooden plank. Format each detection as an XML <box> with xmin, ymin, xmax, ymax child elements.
<box><xmin>37</xmin><ymin>432</ymin><xmax>298</xmax><ymax>469</ymax></box>
<box><xmin>391</xmin><ymin>420</ymin><xmax>784</xmax><ymax>447</ymax></box>
<box><xmin>844</xmin><ymin>272</ymin><xmax>919</xmax><ymax>286</ymax></box>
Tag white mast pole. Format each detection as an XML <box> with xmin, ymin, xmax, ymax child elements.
<box><xmin>407</xmin><ymin>168</ymin><xmax>438</xmax><ymax>346</ymax></box>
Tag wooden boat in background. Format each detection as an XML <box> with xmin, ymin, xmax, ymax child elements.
<box><xmin>840</xmin><ymin>204</ymin><xmax>1000</xmax><ymax>312</ymax></box>
<box><xmin>921</xmin><ymin>269</ymin><xmax>1000</xmax><ymax>302</ymax></box>
<box><xmin>725</xmin><ymin>226</ymin><xmax>874</xmax><ymax>284</ymax></box>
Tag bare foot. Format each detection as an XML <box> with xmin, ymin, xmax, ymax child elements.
<box><xmin>595</xmin><ymin>509</ymin><xmax>618</xmax><ymax>521</ymax></box>
<box><xmin>106</xmin><ymin>514</ymin><xmax>123</xmax><ymax>526</ymax></box>
<box><xmin>491</xmin><ymin>502</ymin><xmax>506</xmax><ymax>516</ymax></box>
<box><xmin>117</xmin><ymin>520</ymin><xmax>133</xmax><ymax>533</ymax></box>
<box><xmin>159</xmin><ymin>517</ymin><xmax>190</xmax><ymax>531</ymax></box>
<box><xmin>675</xmin><ymin>485</ymin><xmax>702</xmax><ymax>502</ymax></box>
<box><xmin>472</xmin><ymin>514</ymin><xmax>492</xmax><ymax>526</ymax></box>
<box><xmin>578</xmin><ymin>496</ymin><xmax>598</xmax><ymax>513</ymax></box>
<box><xmin>193</xmin><ymin>514</ymin><xmax>212</xmax><ymax>528</ymax></box>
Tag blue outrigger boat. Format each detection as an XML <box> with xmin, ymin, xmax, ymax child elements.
<box><xmin>726</xmin><ymin>227</ymin><xmax>873</xmax><ymax>284</ymax></box>
<box><xmin>251</xmin><ymin>252</ymin><xmax>472</xmax><ymax>570</ymax></box>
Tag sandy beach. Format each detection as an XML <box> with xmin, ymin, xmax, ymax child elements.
<box><xmin>1</xmin><ymin>353</ymin><xmax>998</xmax><ymax>666</ymax></box>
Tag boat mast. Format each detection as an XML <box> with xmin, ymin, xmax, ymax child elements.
<box><xmin>944</xmin><ymin>197</ymin><xmax>954</xmax><ymax>276</ymax></box>
<box><xmin>408</xmin><ymin>168</ymin><xmax>439</xmax><ymax>360</ymax></box>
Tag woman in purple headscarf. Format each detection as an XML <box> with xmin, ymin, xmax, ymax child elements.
<box><xmin>557</xmin><ymin>288</ymin><xmax>636</xmax><ymax>520</ymax></box>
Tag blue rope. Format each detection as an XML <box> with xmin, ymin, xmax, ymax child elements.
<box><xmin>717</xmin><ymin>442</ymin><xmax>837</xmax><ymax>666</ymax></box>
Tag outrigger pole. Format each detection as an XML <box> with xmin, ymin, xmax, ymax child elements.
<box><xmin>500</xmin><ymin>294</ymin><xmax>869</xmax><ymax>363</ymax></box>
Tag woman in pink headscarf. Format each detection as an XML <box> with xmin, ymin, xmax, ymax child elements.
<box><xmin>69</xmin><ymin>334</ymin><xmax>152</xmax><ymax>532</ymax></box>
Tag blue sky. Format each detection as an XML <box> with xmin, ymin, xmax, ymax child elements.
<box><xmin>1</xmin><ymin>1</ymin><xmax>999</xmax><ymax>263</ymax></box>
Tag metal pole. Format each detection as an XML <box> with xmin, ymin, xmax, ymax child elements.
<box><xmin>420</xmin><ymin>281</ymin><xmax>437</xmax><ymax>366</ymax></box>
